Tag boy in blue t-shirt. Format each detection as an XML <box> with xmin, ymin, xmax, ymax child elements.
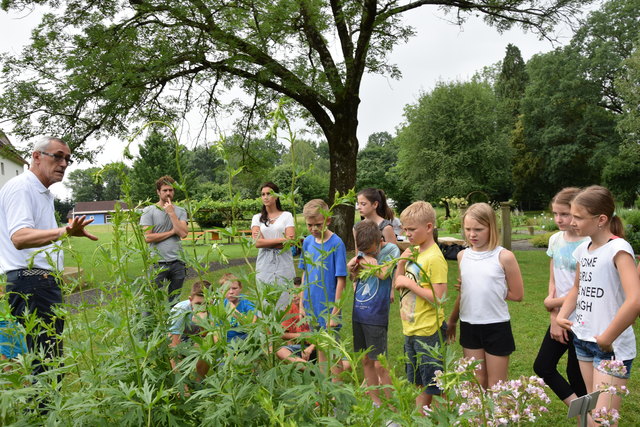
<box><xmin>220</xmin><ymin>274</ymin><xmax>256</xmax><ymax>342</ymax></box>
<box><xmin>348</xmin><ymin>219</ymin><xmax>400</xmax><ymax>406</ymax></box>
<box><xmin>298</xmin><ymin>199</ymin><xmax>347</xmax><ymax>373</ymax></box>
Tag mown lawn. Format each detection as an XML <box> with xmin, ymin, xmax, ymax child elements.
<box><xmin>62</xmin><ymin>224</ymin><xmax>258</xmax><ymax>287</ymax></box>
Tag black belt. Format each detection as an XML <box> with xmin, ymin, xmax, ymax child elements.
<box><xmin>6</xmin><ymin>268</ymin><xmax>53</xmax><ymax>278</ymax></box>
<box><xmin>158</xmin><ymin>260</ymin><xmax>183</xmax><ymax>264</ymax></box>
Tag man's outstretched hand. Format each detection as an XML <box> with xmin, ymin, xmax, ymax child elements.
<box><xmin>65</xmin><ymin>215</ymin><xmax>98</xmax><ymax>241</ymax></box>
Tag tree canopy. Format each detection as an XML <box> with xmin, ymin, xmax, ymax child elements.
<box><xmin>66</xmin><ymin>163</ymin><xmax>130</xmax><ymax>202</ymax></box>
<box><xmin>396</xmin><ymin>79</ymin><xmax>512</xmax><ymax>203</ymax></box>
<box><xmin>0</xmin><ymin>0</ymin><xmax>595</xmax><ymax>242</ymax></box>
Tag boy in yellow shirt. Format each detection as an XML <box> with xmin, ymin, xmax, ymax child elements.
<box><xmin>395</xmin><ymin>201</ymin><xmax>448</xmax><ymax>412</ymax></box>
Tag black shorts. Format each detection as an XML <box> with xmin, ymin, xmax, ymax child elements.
<box><xmin>460</xmin><ymin>320</ymin><xmax>515</xmax><ymax>356</ymax></box>
<box><xmin>352</xmin><ymin>321</ymin><xmax>387</xmax><ymax>360</ymax></box>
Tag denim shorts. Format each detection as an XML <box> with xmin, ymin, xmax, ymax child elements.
<box><xmin>404</xmin><ymin>323</ymin><xmax>447</xmax><ymax>395</ymax></box>
<box><xmin>573</xmin><ymin>337</ymin><xmax>633</xmax><ymax>379</ymax></box>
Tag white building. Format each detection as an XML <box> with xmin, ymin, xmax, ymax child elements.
<box><xmin>0</xmin><ymin>131</ymin><xmax>28</xmax><ymax>188</ymax></box>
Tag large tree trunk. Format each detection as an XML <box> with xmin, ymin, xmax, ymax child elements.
<box><xmin>326</xmin><ymin>112</ymin><xmax>358</xmax><ymax>250</ymax></box>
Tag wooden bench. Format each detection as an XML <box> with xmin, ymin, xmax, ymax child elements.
<box><xmin>182</xmin><ymin>231</ymin><xmax>206</xmax><ymax>244</ymax></box>
<box><xmin>227</xmin><ymin>229</ymin><xmax>253</xmax><ymax>243</ymax></box>
<box><xmin>397</xmin><ymin>237</ymin><xmax>466</xmax><ymax>252</ymax></box>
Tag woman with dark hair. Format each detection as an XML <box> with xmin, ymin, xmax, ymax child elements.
<box><xmin>356</xmin><ymin>188</ymin><xmax>397</xmax><ymax>246</ymax></box>
<box><xmin>251</xmin><ymin>182</ymin><xmax>296</xmax><ymax>308</ymax></box>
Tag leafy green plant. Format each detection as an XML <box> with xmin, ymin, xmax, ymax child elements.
<box><xmin>530</xmin><ymin>232</ymin><xmax>555</xmax><ymax>248</ymax></box>
<box><xmin>619</xmin><ymin>209</ymin><xmax>640</xmax><ymax>253</ymax></box>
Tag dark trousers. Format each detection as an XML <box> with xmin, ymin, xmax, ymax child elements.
<box><xmin>6</xmin><ymin>273</ymin><xmax>64</xmax><ymax>375</ymax></box>
<box><xmin>533</xmin><ymin>326</ymin><xmax>586</xmax><ymax>401</ymax></box>
<box><xmin>155</xmin><ymin>261</ymin><xmax>186</xmax><ymax>304</ymax></box>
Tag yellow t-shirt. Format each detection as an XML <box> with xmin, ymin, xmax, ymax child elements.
<box><xmin>400</xmin><ymin>243</ymin><xmax>448</xmax><ymax>336</ymax></box>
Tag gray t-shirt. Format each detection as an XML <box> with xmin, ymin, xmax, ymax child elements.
<box><xmin>140</xmin><ymin>204</ymin><xmax>187</xmax><ymax>262</ymax></box>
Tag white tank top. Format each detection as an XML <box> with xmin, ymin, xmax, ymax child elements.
<box><xmin>459</xmin><ymin>246</ymin><xmax>510</xmax><ymax>324</ymax></box>
<box><xmin>572</xmin><ymin>238</ymin><xmax>636</xmax><ymax>361</ymax></box>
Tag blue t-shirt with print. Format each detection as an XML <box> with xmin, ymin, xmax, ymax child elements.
<box><xmin>353</xmin><ymin>243</ymin><xmax>400</xmax><ymax>326</ymax></box>
<box><xmin>298</xmin><ymin>233</ymin><xmax>347</xmax><ymax>328</ymax></box>
<box><xmin>224</xmin><ymin>297</ymin><xmax>255</xmax><ymax>342</ymax></box>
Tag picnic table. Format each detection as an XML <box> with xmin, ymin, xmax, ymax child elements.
<box><xmin>396</xmin><ymin>236</ymin><xmax>466</xmax><ymax>252</ymax></box>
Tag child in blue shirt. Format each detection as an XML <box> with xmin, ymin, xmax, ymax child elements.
<box><xmin>298</xmin><ymin>199</ymin><xmax>347</xmax><ymax>374</ymax></box>
<box><xmin>221</xmin><ymin>274</ymin><xmax>257</xmax><ymax>342</ymax></box>
<box><xmin>168</xmin><ymin>280</ymin><xmax>212</xmax><ymax>379</ymax></box>
<box><xmin>348</xmin><ymin>219</ymin><xmax>400</xmax><ymax>406</ymax></box>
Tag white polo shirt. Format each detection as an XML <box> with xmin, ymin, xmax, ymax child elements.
<box><xmin>0</xmin><ymin>170</ymin><xmax>63</xmax><ymax>273</ymax></box>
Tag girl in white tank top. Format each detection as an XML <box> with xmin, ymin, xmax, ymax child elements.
<box><xmin>447</xmin><ymin>203</ymin><xmax>524</xmax><ymax>389</ymax></box>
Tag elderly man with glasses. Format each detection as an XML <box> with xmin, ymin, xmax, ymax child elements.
<box><xmin>0</xmin><ymin>136</ymin><xmax>97</xmax><ymax>377</ymax></box>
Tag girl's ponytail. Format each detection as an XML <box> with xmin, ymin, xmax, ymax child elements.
<box><xmin>378</xmin><ymin>189</ymin><xmax>394</xmax><ymax>220</ymax></box>
<box><xmin>610</xmin><ymin>216</ymin><xmax>625</xmax><ymax>239</ymax></box>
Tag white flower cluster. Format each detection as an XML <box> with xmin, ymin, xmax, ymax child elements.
<box><xmin>434</xmin><ymin>358</ymin><xmax>551</xmax><ymax>426</ymax></box>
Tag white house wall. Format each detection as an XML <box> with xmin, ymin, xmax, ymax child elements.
<box><xmin>0</xmin><ymin>156</ymin><xmax>26</xmax><ymax>189</ymax></box>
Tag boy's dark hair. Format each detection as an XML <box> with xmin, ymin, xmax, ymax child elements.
<box><xmin>354</xmin><ymin>219</ymin><xmax>382</xmax><ymax>252</ymax></box>
<box><xmin>155</xmin><ymin>175</ymin><xmax>175</xmax><ymax>191</ymax></box>
<box><xmin>219</xmin><ymin>273</ymin><xmax>242</xmax><ymax>287</ymax></box>
<box><xmin>191</xmin><ymin>280</ymin><xmax>212</xmax><ymax>297</ymax></box>
<box><xmin>293</xmin><ymin>276</ymin><xmax>302</xmax><ymax>286</ymax></box>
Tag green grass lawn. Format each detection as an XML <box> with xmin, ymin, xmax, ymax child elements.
<box><xmin>62</xmin><ymin>224</ymin><xmax>258</xmax><ymax>287</ymax></box>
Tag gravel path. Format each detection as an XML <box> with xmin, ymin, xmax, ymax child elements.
<box><xmin>511</xmin><ymin>239</ymin><xmax>545</xmax><ymax>251</ymax></box>
<box><xmin>66</xmin><ymin>257</ymin><xmax>257</xmax><ymax>309</ymax></box>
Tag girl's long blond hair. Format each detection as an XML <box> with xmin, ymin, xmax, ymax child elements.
<box><xmin>462</xmin><ymin>203</ymin><xmax>500</xmax><ymax>250</ymax></box>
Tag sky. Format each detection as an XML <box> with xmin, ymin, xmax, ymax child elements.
<box><xmin>0</xmin><ymin>3</ymin><xmax>592</xmax><ymax>199</ymax></box>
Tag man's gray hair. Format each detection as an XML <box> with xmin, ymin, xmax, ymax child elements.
<box><xmin>33</xmin><ymin>136</ymin><xmax>66</xmax><ymax>153</ymax></box>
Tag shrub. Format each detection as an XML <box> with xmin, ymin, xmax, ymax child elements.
<box><xmin>531</xmin><ymin>232</ymin><xmax>555</xmax><ymax>248</ymax></box>
<box><xmin>440</xmin><ymin>216</ymin><xmax>461</xmax><ymax>234</ymax></box>
<box><xmin>619</xmin><ymin>209</ymin><xmax>640</xmax><ymax>253</ymax></box>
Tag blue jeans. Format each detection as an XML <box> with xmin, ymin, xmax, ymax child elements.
<box><xmin>156</xmin><ymin>261</ymin><xmax>186</xmax><ymax>304</ymax></box>
<box><xmin>6</xmin><ymin>272</ymin><xmax>64</xmax><ymax>375</ymax></box>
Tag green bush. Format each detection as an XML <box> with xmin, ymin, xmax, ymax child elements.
<box><xmin>619</xmin><ymin>209</ymin><xmax>640</xmax><ymax>253</ymax></box>
<box><xmin>531</xmin><ymin>231</ymin><xmax>555</xmax><ymax>248</ymax></box>
<box><xmin>192</xmin><ymin>197</ymin><xmax>297</xmax><ymax>228</ymax></box>
<box><xmin>439</xmin><ymin>216</ymin><xmax>461</xmax><ymax>234</ymax></box>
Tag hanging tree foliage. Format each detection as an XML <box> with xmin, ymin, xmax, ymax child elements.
<box><xmin>0</xmin><ymin>0</ymin><xmax>593</xmax><ymax>243</ymax></box>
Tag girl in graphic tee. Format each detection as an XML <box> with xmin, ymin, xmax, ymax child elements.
<box><xmin>533</xmin><ymin>187</ymin><xmax>587</xmax><ymax>405</ymax></box>
<box><xmin>558</xmin><ymin>186</ymin><xmax>640</xmax><ymax>424</ymax></box>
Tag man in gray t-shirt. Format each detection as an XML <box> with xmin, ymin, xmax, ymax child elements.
<box><xmin>140</xmin><ymin>175</ymin><xmax>188</xmax><ymax>303</ymax></box>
